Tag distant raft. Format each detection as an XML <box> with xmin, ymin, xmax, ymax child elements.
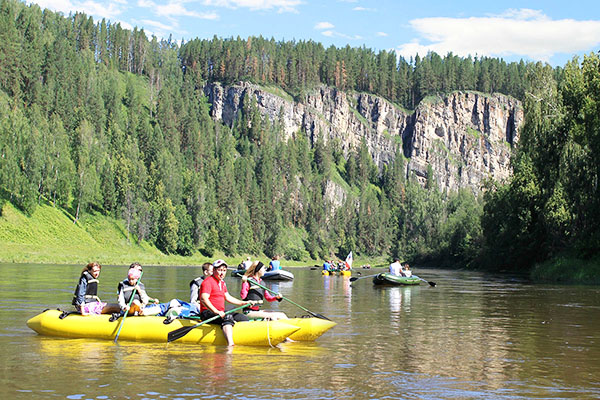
<box><xmin>262</xmin><ymin>269</ymin><xmax>294</xmax><ymax>281</ymax></box>
<box><xmin>321</xmin><ymin>270</ymin><xmax>351</xmax><ymax>277</ymax></box>
<box><xmin>372</xmin><ymin>273</ymin><xmax>421</xmax><ymax>286</ymax></box>
<box><xmin>27</xmin><ymin>309</ymin><xmax>334</xmax><ymax>346</ymax></box>
<box><xmin>231</xmin><ymin>269</ymin><xmax>294</xmax><ymax>281</ymax></box>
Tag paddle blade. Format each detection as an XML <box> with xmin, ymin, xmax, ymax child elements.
<box><xmin>314</xmin><ymin>313</ymin><xmax>332</xmax><ymax>321</ymax></box>
<box><xmin>305</xmin><ymin>310</ymin><xmax>332</xmax><ymax>321</ymax></box>
<box><xmin>349</xmin><ymin>277</ymin><xmax>359</xmax><ymax>282</ymax></box>
<box><xmin>167</xmin><ymin>325</ymin><xmax>195</xmax><ymax>343</ymax></box>
<box><xmin>428</xmin><ymin>281</ymin><xmax>437</xmax><ymax>287</ymax></box>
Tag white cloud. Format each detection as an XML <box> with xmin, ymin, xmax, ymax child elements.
<box><xmin>138</xmin><ymin>0</ymin><xmax>219</xmax><ymax>20</ymax></box>
<box><xmin>376</xmin><ymin>31</ymin><xmax>388</xmax><ymax>37</ymax></box>
<box><xmin>320</xmin><ymin>30</ymin><xmax>361</xmax><ymax>40</ymax></box>
<box><xmin>118</xmin><ymin>20</ymin><xmax>133</xmax><ymax>30</ymax></box>
<box><xmin>141</xmin><ymin>18</ymin><xmax>177</xmax><ymax>31</ymax></box>
<box><xmin>315</xmin><ymin>21</ymin><xmax>362</xmax><ymax>40</ymax></box>
<box><xmin>202</xmin><ymin>0</ymin><xmax>303</xmax><ymax>13</ymax></box>
<box><xmin>315</xmin><ymin>21</ymin><xmax>334</xmax><ymax>30</ymax></box>
<box><xmin>396</xmin><ymin>9</ymin><xmax>600</xmax><ymax>62</ymax></box>
<box><xmin>158</xmin><ymin>3</ymin><xmax>217</xmax><ymax>19</ymax></box>
<box><xmin>353</xmin><ymin>7</ymin><xmax>374</xmax><ymax>12</ymax></box>
<box><xmin>31</xmin><ymin>0</ymin><xmax>126</xmax><ymax>20</ymax></box>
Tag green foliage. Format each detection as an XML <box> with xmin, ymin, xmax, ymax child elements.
<box><xmin>155</xmin><ymin>190</ymin><xmax>179</xmax><ymax>254</ymax></box>
<box><xmin>278</xmin><ymin>225</ymin><xmax>310</xmax><ymax>261</ymax></box>
<box><xmin>480</xmin><ymin>54</ymin><xmax>600</xmax><ymax>274</ymax></box>
<box><xmin>530</xmin><ymin>254</ymin><xmax>600</xmax><ymax>284</ymax></box>
<box><xmin>0</xmin><ymin>197</ymin><xmax>209</xmax><ymax>265</ymax></box>
<box><xmin>175</xmin><ymin>204</ymin><xmax>194</xmax><ymax>256</ymax></box>
<box><xmin>5</xmin><ymin>0</ymin><xmax>597</xmax><ymax>279</ymax></box>
<box><xmin>180</xmin><ymin>34</ymin><xmax>530</xmax><ymax>110</ymax></box>
<box><xmin>466</xmin><ymin>127</ymin><xmax>482</xmax><ymax>139</ymax></box>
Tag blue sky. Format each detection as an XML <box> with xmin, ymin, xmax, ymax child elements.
<box><xmin>30</xmin><ymin>0</ymin><xmax>600</xmax><ymax>66</ymax></box>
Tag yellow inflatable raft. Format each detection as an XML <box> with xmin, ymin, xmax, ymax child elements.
<box><xmin>27</xmin><ymin>310</ymin><xmax>336</xmax><ymax>345</ymax></box>
<box><xmin>285</xmin><ymin>317</ymin><xmax>337</xmax><ymax>341</ymax></box>
<box><xmin>27</xmin><ymin>309</ymin><xmax>298</xmax><ymax>346</ymax></box>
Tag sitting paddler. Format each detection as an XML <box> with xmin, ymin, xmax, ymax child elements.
<box><xmin>199</xmin><ymin>259</ymin><xmax>254</xmax><ymax>346</ymax></box>
<box><xmin>267</xmin><ymin>255</ymin><xmax>281</xmax><ymax>271</ymax></box>
<box><xmin>389</xmin><ymin>258</ymin><xmax>402</xmax><ymax>276</ymax></box>
<box><xmin>72</xmin><ymin>262</ymin><xmax>120</xmax><ymax>315</ymax></box>
<box><xmin>241</xmin><ymin>261</ymin><xmax>288</xmax><ymax>321</ymax></box>
<box><xmin>402</xmin><ymin>263</ymin><xmax>412</xmax><ymax>277</ymax></box>
<box><xmin>118</xmin><ymin>263</ymin><xmax>191</xmax><ymax>318</ymax></box>
<box><xmin>116</xmin><ymin>263</ymin><xmax>186</xmax><ymax>317</ymax></box>
<box><xmin>118</xmin><ymin>263</ymin><xmax>159</xmax><ymax>315</ymax></box>
<box><xmin>323</xmin><ymin>260</ymin><xmax>332</xmax><ymax>272</ymax></box>
<box><xmin>189</xmin><ymin>262</ymin><xmax>214</xmax><ymax>312</ymax></box>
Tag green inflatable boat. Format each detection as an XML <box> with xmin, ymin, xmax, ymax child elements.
<box><xmin>372</xmin><ymin>273</ymin><xmax>421</xmax><ymax>286</ymax></box>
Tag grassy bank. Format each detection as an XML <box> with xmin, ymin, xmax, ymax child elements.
<box><xmin>530</xmin><ymin>254</ymin><xmax>600</xmax><ymax>284</ymax></box>
<box><xmin>0</xmin><ymin>199</ymin><xmax>382</xmax><ymax>268</ymax></box>
<box><xmin>0</xmin><ymin>200</ymin><xmax>211</xmax><ymax>266</ymax></box>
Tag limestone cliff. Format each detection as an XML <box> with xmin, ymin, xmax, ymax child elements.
<box><xmin>203</xmin><ymin>82</ymin><xmax>522</xmax><ymax>194</ymax></box>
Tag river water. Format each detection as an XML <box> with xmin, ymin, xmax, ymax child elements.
<box><xmin>0</xmin><ymin>263</ymin><xmax>599</xmax><ymax>399</ymax></box>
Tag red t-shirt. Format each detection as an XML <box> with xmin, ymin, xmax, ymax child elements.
<box><xmin>199</xmin><ymin>275</ymin><xmax>227</xmax><ymax>312</ymax></box>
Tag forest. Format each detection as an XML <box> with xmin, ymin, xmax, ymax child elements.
<box><xmin>1</xmin><ymin>0</ymin><xmax>599</xmax><ymax>276</ymax></box>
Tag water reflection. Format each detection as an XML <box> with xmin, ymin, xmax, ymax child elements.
<box><xmin>2</xmin><ymin>263</ymin><xmax>600</xmax><ymax>399</ymax></box>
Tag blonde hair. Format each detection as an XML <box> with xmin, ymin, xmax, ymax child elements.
<box><xmin>244</xmin><ymin>261</ymin><xmax>265</xmax><ymax>277</ymax></box>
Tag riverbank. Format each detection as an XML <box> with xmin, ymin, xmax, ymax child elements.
<box><xmin>0</xmin><ymin>200</ymin><xmax>209</xmax><ymax>266</ymax></box>
<box><xmin>0</xmin><ymin>199</ymin><xmax>383</xmax><ymax>268</ymax></box>
<box><xmin>530</xmin><ymin>254</ymin><xmax>600</xmax><ymax>284</ymax></box>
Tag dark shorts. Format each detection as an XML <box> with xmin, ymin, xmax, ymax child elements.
<box><xmin>200</xmin><ymin>310</ymin><xmax>249</xmax><ymax>327</ymax></box>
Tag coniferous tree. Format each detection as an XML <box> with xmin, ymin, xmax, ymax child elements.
<box><xmin>4</xmin><ymin>1</ymin><xmax>588</xmax><ymax>269</ymax></box>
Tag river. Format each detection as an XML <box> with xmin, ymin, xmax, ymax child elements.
<box><xmin>1</xmin><ymin>263</ymin><xmax>599</xmax><ymax>399</ymax></box>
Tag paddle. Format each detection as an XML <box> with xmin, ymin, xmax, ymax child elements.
<box><xmin>167</xmin><ymin>303</ymin><xmax>251</xmax><ymax>343</ymax></box>
<box><xmin>247</xmin><ymin>278</ymin><xmax>332</xmax><ymax>321</ymax></box>
<box><xmin>114</xmin><ymin>270</ymin><xmax>143</xmax><ymax>343</ymax></box>
<box><xmin>349</xmin><ymin>273</ymin><xmax>378</xmax><ymax>282</ymax></box>
<box><xmin>414</xmin><ymin>275</ymin><xmax>436</xmax><ymax>287</ymax></box>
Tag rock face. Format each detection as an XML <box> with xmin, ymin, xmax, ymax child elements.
<box><xmin>203</xmin><ymin>82</ymin><xmax>522</xmax><ymax>194</ymax></box>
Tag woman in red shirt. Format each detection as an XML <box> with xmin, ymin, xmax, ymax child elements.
<box><xmin>199</xmin><ymin>259</ymin><xmax>252</xmax><ymax>346</ymax></box>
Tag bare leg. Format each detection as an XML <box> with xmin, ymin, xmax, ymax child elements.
<box><xmin>101</xmin><ymin>303</ymin><xmax>121</xmax><ymax>314</ymax></box>
<box><xmin>270</xmin><ymin>312</ymin><xmax>288</xmax><ymax>320</ymax></box>
<box><xmin>222</xmin><ymin>324</ymin><xmax>234</xmax><ymax>346</ymax></box>
<box><xmin>246</xmin><ymin>310</ymin><xmax>288</xmax><ymax>320</ymax></box>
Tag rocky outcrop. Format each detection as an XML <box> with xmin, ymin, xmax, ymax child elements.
<box><xmin>407</xmin><ymin>92</ymin><xmax>521</xmax><ymax>191</ymax></box>
<box><xmin>203</xmin><ymin>82</ymin><xmax>522</xmax><ymax>194</ymax></box>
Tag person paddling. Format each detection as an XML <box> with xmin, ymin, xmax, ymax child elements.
<box><xmin>389</xmin><ymin>258</ymin><xmax>402</xmax><ymax>276</ymax></box>
<box><xmin>199</xmin><ymin>259</ymin><xmax>254</xmax><ymax>346</ymax></box>
<box><xmin>117</xmin><ymin>263</ymin><xmax>189</xmax><ymax>317</ymax></box>
<box><xmin>241</xmin><ymin>261</ymin><xmax>287</xmax><ymax>321</ymax></box>
<box><xmin>117</xmin><ymin>263</ymin><xmax>159</xmax><ymax>315</ymax></box>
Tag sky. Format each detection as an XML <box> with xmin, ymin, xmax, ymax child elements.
<box><xmin>28</xmin><ymin>0</ymin><xmax>600</xmax><ymax>67</ymax></box>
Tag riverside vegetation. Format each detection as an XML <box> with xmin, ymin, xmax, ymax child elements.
<box><xmin>1</xmin><ymin>0</ymin><xmax>599</xmax><ymax>283</ymax></box>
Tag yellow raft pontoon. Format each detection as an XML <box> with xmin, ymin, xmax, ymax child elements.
<box><xmin>27</xmin><ymin>309</ymin><xmax>335</xmax><ymax>346</ymax></box>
